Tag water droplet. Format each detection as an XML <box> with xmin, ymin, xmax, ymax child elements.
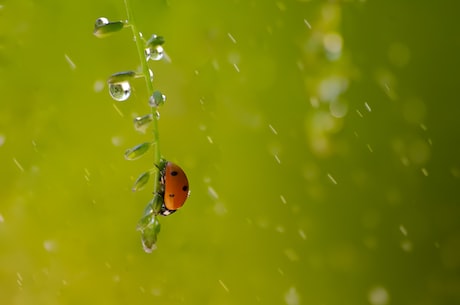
<box><xmin>64</xmin><ymin>54</ymin><xmax>76</xmax><ymax>70</ymax></box>
<box><xmin>399</xmin><ymin>225</ymin><xmax>408</xmax><ymax>236</ymax></box>
<box><xmin>145</xmin><ymin>45</ymin><xmax>164</xmax><ymax>61</ymax></box>
<box><xmin>95</xmin><ymin>17</ymin><xmax>109</xmax><ymax>27</ymax></box>
<box><xmin>208</xmin><ymin>186</ymin><xmax>219</xmax><ymax>199</ymax></box>
<box><xmin>133</xmin><ymin>114</ymin><xmax>154</xmax><ymax>133</ymax></box>
<box><xmin>268</xmin><ymin>124</ymin><xmax>278</xmax><ymax>135</ymax></box>
<box><xmin>112</xmin><ymin>104</ymin><xmax>124</xmax><ymax>117</ymax></box>
<box><xmin>132</xmin><ymin>171</ymin><xmax>151</xmax><ymax>192</ymax></box>
<box><xmin>17</xmin><ymin>272</ymin><xmax>23</xmax><ymax>287</ymax></box>
<box><xmin>108</xmin><ymin>81</ymin><xmax>131</xmax><ymax>102</ymax></box>
<box><xmin>364</xmin><ymin>102</ymin><xmax>372</xmax><ymax>112</ymax></box>
<box><xmin>13</xmin><ymin>158</ymin><xmax>24</xmax><ymax>172</ymax></box>
<box><xmin>327</xmin><ymin>173</ymin><xmax>337</xmax><ymax>184</ymax></box>
<box><xmin>421</xmin><ymin>167</ymin><xmax>429</xmax><ymax>176</ymax></box>
<box><xmin>280</xmin><ymin>195</ymin><xmax>287</xmax><ymax>204</ymax></box>
<box><xmin>149</xmin><ymin>91</ymin><xmax>166</xmax><ymax>107</ymax></box>
<box><xmin>227</xmin><ymin>32</ymin><xmax>237</xmax><ymax>43</ymax></box>
<box><xmin>93</xmin><ymin>18</ymin><xmax>125</xmax><ymax>38</ymax></box>
<box><xmin>218</xmin><ymin>279</ymin><xmax>230</xmax><ymax>292</ymax></box>
<box><xmin>124</xmin><ymin>142</ymin><xmax>152</xmax><ymax>160</ymax></box>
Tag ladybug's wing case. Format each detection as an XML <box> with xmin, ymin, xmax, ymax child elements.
<box><xmin>163</xmin><ymin>162</ymin><xmax>190</xmax><ymax>211</ymax></box>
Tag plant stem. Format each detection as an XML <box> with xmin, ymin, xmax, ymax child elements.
<box><xmin>124</xmin><ymin>0</ymin><xmax>161</xmax><ymax>194</ymax></box>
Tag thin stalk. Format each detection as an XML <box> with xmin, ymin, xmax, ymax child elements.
<box><xmin>124</xmin><ymin>0</ymin><xmax>161</xmax><ymax>194</ymax></box>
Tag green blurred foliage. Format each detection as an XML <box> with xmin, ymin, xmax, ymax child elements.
<box><xmin>1</xmin><ymin>0</ymin><xmax>460</xmax><ymax>304</ymax></box>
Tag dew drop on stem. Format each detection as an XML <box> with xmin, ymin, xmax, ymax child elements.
<box><xmin>95</xmin><ymin>17</ymin><xmax>109</xmax><ymax>27</ymax></box>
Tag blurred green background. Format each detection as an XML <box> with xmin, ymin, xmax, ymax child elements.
<box><xmin>1</xmin><ymin>0</ymin><xmax>460</xmax><ymax>304</ymax></box>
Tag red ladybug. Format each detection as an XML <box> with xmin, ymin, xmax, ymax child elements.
<box><xmin>158</xmin><ymin>161</ymin><xmax>190</xmax><ymax>216</ymax></box>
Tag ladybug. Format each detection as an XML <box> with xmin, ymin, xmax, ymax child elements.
<box><xmin>158</xmin><ymin>160</ymin><xmax>190</xmax><ymax>216</ymax></box>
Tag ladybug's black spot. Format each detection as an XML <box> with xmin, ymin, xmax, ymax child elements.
<box><xmin>168</xmin><ymin>193</ymin><xmax>175</xmax><ymax>198</ymax></box>
<box><xmin>170</xmin><ymin>171</ymin><xmax>178</xmax><ymax>176</ymax></box>
<box><xmin>182</xmin><ymin>185</ymin><xmax>189</xmax><ymax>192</ymax></box>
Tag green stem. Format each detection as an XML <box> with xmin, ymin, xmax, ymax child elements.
<box><xmin>124</xmin><ymin>0</ymin><xmax>161</xmax><ymax>195</ymax></box>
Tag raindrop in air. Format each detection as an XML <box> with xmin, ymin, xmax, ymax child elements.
<box><xmin>149</xmin><ymin>91</ymin><xmax>166</xmax><ymax>107</ymax></box>
<box><xmin>124</xmin><ymin>142</ymin><xmax>152</xmax><ymax>160</ymax></box>
<box><xmin>133</xmin><ymin>114</ymin><xmax>154</xmax><ymax>133</ymax></box>
<box><xmin>108</xmin><ymin>81</ymin><xmax>131</xmax><ymax>102</ymax></box>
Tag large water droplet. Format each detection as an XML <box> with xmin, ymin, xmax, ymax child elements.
<box><xmin>95</xmin><ymin>17</ymin><xmax>109</xmax><ymax>27</ymax></box>
<box><xmin>145</xmin><ymin>45</ymin><xmax>164</xmax><ymax>61</ymax></box>
<box><xmin>132</xmin><ymin>171</ymin><xmax>151</xmax><ymax>192</ymax></box>
<box><xmin>124</xmin><ymin>142</ymin><xmax>152</xmax><ymax>160</ymax></box>
<box><xmin>133</xmin><ymin>114</ymin><xmax>154</xmax><ymax>133</ymax></box>
<box><xmin>108</xmin><ymin>81</ymin><xmax>131</xmax><ymax>102</ymax></box>
<box><xmin>149</xmin><ymin>91</ymin><xmax>166</xmax><ymax>107</ymax></box>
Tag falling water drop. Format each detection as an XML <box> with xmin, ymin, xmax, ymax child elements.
<box><xmin>133</xmin><ymin>114</ymin><xmax>154</xmax><ymax>133</ymax></box>
<box><xmin>108</xmin><ymin>81</ymin><xmax>131</xmax><ymax>102</ymax></box>
<box><xmin>149</xmin><ymin>91</ymin><xmax>166</xmax><ymax>107</ymax></box>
